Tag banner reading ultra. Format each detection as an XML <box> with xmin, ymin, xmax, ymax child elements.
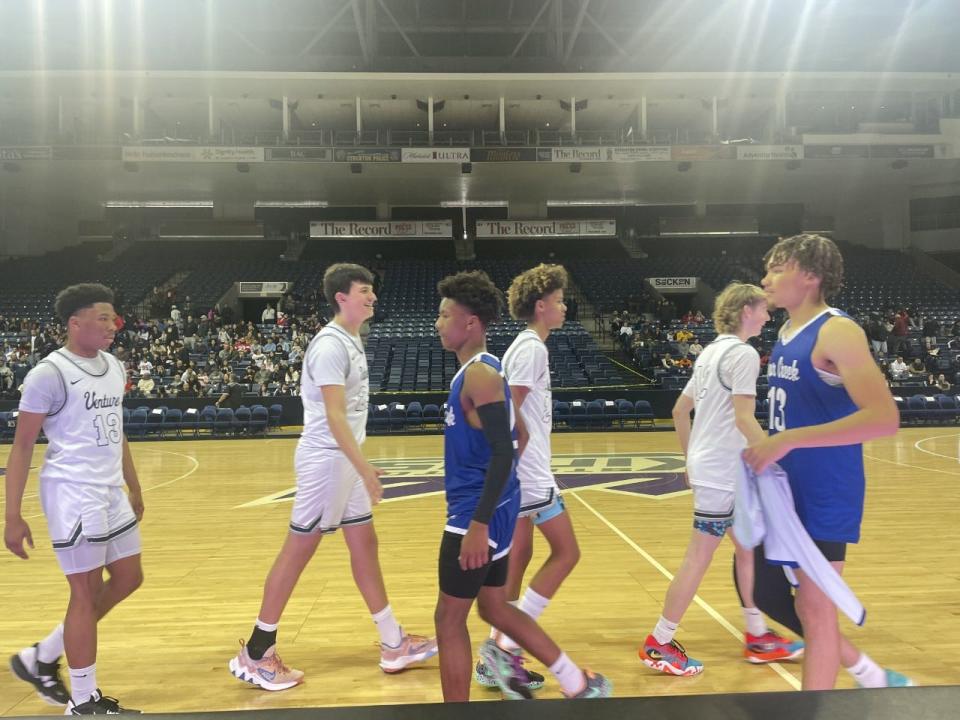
<box><xmin>476</xmin><ymin>219</ymin><xmax>616</xmax><ymax>237</ymax></box>
<box><xmin>400</xmin><ymin>147</ymin><xmax>470</xmax><ymax>162</ymax></box>
<box><xmin>309</xmin><ymin>220</ymin><xmax>452</xmax><ymax>238</ymax></box>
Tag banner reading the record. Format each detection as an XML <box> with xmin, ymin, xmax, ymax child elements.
<box><xmin>310</xmin><ymin>220</ymin><xmax>452</xmax><ymax>238</ymax></box>
<box><xmin>400</xmin><ymin>147</ymin><xmax>470</xmax><ymax>163</ymax></box>
<box><xmin>548</xmin><ymin>146</ymin><xmax>671</xmax><ymax>162</ymax></box>
<box><xmin>121</xmin><ymin>146</ymin><xmax>265</xmax><ymax>162</ymax></box>
<box><xmin>476</xmin><ymin>219</ymin><xmax>616</xmax><ymax>238</ymax></box>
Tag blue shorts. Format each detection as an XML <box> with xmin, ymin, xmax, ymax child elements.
<box><xmin>529</xmin><ymin>493</ymin><xmax>566</xmax><ymax>526</ymax></box>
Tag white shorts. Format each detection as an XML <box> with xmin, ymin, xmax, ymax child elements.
<box><xmin>518</xmin><ymin>479</ymin><xmax>561</xmax><ymax>519</ymax></box>
<box><xmin>691</xmin><ymin>484</ymin><xmax>735</xmax><ymax>537</ymax></box>
<box><xmin>40</xmin><ymin>481</ymin><xmax>141</xmax><ymax>576</ymax></box>
<box><xmin>290</xmin><ymin>449</ymin><xmax>373</xmax><ymax>535</ymax></box>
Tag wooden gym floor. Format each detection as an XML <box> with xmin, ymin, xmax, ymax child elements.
<box><xmin>2</xmin><ymin>428</ymin><xmax>959</xmax><ymax>715</ymax></box>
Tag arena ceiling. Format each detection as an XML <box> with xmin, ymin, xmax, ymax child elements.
<box><xmin>2</xmin><ymin>0</ymin><xmax>959</xmax><ymax>74</ymax></box>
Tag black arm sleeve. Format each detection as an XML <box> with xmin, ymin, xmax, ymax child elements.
<box><xmin>471</xmin><ymin>400</ymin><xmax>516</xmax><ymax>525</ymax></box>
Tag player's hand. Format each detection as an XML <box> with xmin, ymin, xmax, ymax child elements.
<box><xmin>4</xmin><ymin>515</ymin><xmax>34</xmax><ymax>559</ymax></box>
<box><xmin>128</xmin><ymin>488</ymin><xmax>145</xmax><ymax>522</ymax></box>
<box><xmin>743</xmin><ymin>434</ymin><xmax>792</xmax><ymax>473</ymax></box>
<box><xmin>359</xmin><ymin>462</ymin><xmax>385</xmax><ymax>504</ymax></box>
<box><xmin>459</xmin><ymin>521</ymin><xmax>490</xmax><ymax>571</ymax></box>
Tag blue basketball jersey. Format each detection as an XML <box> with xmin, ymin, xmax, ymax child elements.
<box><xmin>443</xmin><ymin>352</ymin><xmax>520</xmax><ymax>535</ymax></box>
<box><xmin>767</xmin><ymin>308</ymin><xmax>865</xmax><ymax>543</ymax></box>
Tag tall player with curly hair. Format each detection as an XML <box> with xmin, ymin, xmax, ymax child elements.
<box><xmin>474</xmin><ymin>264</ymin><xmax>579</xmax><ymax>693</ymax></box>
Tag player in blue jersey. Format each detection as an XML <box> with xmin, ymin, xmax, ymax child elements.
<box><xmin>433</xmin><ymin>270</ymin><xmax>610</xmax><ymax>703</ymax></box>
<box><xmin>744</xmin><ymin>234</ymin><xmax>905</xmax><ymax>691</ymax></box>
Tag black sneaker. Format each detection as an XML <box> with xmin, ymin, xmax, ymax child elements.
<box><xmin>66</xmin><ymin>689</ymin><xmax>141</xmax><ymax>715</ymax></box>
<box><xmin>9</xmin><ymin>644</ymin><xmax>70</xmax><ymax>706</ymax></box>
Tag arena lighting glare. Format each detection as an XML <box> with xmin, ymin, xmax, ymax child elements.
<box><xmin>547</xmin><ymin>200</ymin><xmax>647</xmax><ymax>206</ymax></box>
<box><xmin>254</xmin><ymin>201</ymin><xmax>329</xmax><ymax>208</ymax></box>
<box><xmin>440</xmin><ymin>200</ymin><xmax>508</xmax><ymax>207</ymax></box>
<box><xmin>102</xmin><ymin>201</ymin><xmax>214</xmax><ymax>208</ymax></box>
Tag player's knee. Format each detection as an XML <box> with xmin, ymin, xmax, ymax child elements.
<box><xmin>434</xmin><ymin>599</ymin><xmax>465</xmax><ymax>633</ymax></box>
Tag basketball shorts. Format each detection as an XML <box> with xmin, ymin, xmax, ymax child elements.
<box><xmin>40</xmin><ymin>480</ymin><xmax>141</xmax><ymax>576</ymax></box>
<box><xmin>289</xmin><ymin>449</ymin><xmax>373</xmax><ymax>535</ymax></box>
<box><xmin>691</xmin><ymin>484</ymin><xmax>735</xmax><ymax>538</ymax></box>
<box><xmin>518</xmin><ymin>481</ymin><xmax>565</xmax><ymax>523</ymax></box>
<box><xmin>440</xmin><ymin>496</ymin><xmax>519</xmax><ymax>599</ymax></box>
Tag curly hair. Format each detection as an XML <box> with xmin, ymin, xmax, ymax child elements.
<box><xmin>437</xmin><ymin>270</ymin><xmax>504</xmax><ymax>327</ymax></box>
<box><xmin>54</xmin><ymin>283</ymin><xmax>115</xmax><ymax>324</ymax></box>
<box><xmin>712</xmin><ymin>282</ymin><xmax>766</xmax><ymax>334</ymax></box>
<box><xmin>764</xmin><ymin>233</ymin><xmax>844</xmax><ymax>300</ymax></box>
<box><xmin>323</xmin><ymin>263</ymin><xmax>374</xmax><ymax>311</ymax></box>
<box><xmin>507</xmin><ymin>264</ymin><xmax>568</xmax><ymax>321</ymax></box>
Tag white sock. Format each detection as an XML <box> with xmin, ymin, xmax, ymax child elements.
<box><xmin>69</xmin><ymin>663</ymin><xmax>97</xmax><ymax>706</ymax></box>
<box><xmin>519</xmin><ymin>587</ymin><xmax>551</xmax><ymax>621</ymax></box>
<box><xmin>255</xmin><ymin>618</ymin><xmax>278</xmax><ymax>633</ymax></box>
<box><xmin>496</xmin><ymin>601</ymin><xmax>522</xmax><ymax>652</ymax></box>
<box><xmin>847</xmin><ymin>652</ymin><xmax>887</xmax><ymax>688</ymax></box>
<box><xmin>549</xmin><ymin>652</ymin><xmax>584</xmax><ymax>696</ymax></box>
<box><xmin>37</xmin><ymin>624</ymin><xmax>65</xmax><ymax>664</ymax></box>
<box><xmin>742</xmin><ymin>607</ymin><xmax>768</xmax><ymax>637</ymax></box>
<box><xmin>652</xmin><ymin>615</ymin><xmax>678</xmax><ymax>646</ymax></box>
<box><xmin>372</xmin><ymin>604</ymin><xmax>403</xmax><ymax>648</ymax></box>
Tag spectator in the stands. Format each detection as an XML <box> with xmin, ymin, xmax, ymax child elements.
<box><xmin>261</xmin><ymin>304</ymin><xmax>276</xmax><ymax>323</ymax></box>
<box><xmin>936</xmin><ymin>374</ymin><xmax>952</xmax><ymax>392</ymax></box>
<box><xmin>922</xmin><ymin>315</ymin><xmax>940</xmax><ymax>351</ymax></box>
<box><xmin>136</xmin><ymin>371</ymin><xmax>155</xmax><ymax>398</ymax></box>
<box><xmin>890</xmin><ymin>310</ymin><xmax>909</xmax><ymax>355</ymax></box>
<box><xmin>909</xmin><ymin>356</ymin><xmax>926</xmax><ymax>376</ymax></box>
<box><xmin>688</xmin><ymin>339</ymin><xmax>704</xmax><ymax>358</ymax></box>
<box><xmin>889</xmin><ymin>355</ymin><xmax>909</xmax><ymax>380</ymax></box>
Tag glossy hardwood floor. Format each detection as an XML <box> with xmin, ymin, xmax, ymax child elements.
<box><xmin>2</xmin><ymin>428</ymin><xmax>958</xmax><ymax>715</ymax></box>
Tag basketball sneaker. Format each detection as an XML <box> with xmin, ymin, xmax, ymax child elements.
<box><xmin>475</xmin><ymin>652</ymin><xmax>545</xmax><ymax>690</ymax></box>
<box><xmin>228</xmin><ymin>640</ymin><xmax>304</xmax><ymax>691</ymax></box>
<box><xmin>65</xmin><ymin>689</ymin><xmax>140</xmax><ymax>714</ymax></box>
<box><xmin>477</xmin><ymin>639</ymin><xmax>534</xmax><ymax>699</ymax></box>
<box><xmin>9</xmin><ymin>644</ymin><xmax>70</xmax><ymax>706</ymax></box>
<box><xmin>859</xmin><ymin>669</ymin><xmax>914</xmax><ymax>688</ymax></box>
<box><xmin>640</xmin><ymin>634</ymin><xmax>704</xmax><ymax>676</ymax></box>
<box><xmin>378</xmin><ymin>631</ymin><xmax>438</xmax><ymax>673</ymax></box>
<box><xmin>744</xmin><ymin>631</ymin><xmax>804</xmax><ymax>663</ymax></box>
<box><xmin>563</xmin><ymin>670</ymin><xmax>613</xmax><ymax>699</ymax></box>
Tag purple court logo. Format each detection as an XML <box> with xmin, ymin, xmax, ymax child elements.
<box><xmin>236</xmin><ymin>453</ymin><xmax>689</xmax><ymax>509</ymax></box>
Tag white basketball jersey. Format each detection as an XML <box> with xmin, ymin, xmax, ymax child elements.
<box><xmin>298</xmin><ymin>324</ymin><xmax>369</xmax><ymax>452</ymax></box>
<box><xmin>503</xmin><ymin>329</ymin><xmax>555</xmax><ymax>488</ymax></box>
<box><xmin>682</xmin><ymin>334</ymin><xmax>760</xmax><ymax>491</ymax></box>
<box><xmin>34</xmin><ymin>349</ymin><xmax>126</xmax><ymax>487</ymax></box>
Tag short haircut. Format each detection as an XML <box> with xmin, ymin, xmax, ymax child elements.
<box><xmin>712</xmin><ymin>282</ymin><xmax>767</xmax><ymax>334</ymax></box>
<box><xmin>764</xmin><ymin>233</ymin><xmax>844</xmax><ymax>300</ymax></box>
<box><xmin>437</xmin><ymin>270</ymin><xmax>504</xmax><ymax>327</ymax></box>
<box><xmin>54</xmin><ymin>283</ymin><xmax>114</xmax><ymax>324</ymax></box>
<box><xmin>322</xmin><ymin>263</ymin><xmax>374</xmax><ymax>312</ymax></box>
<box><xmin>507</xmin><ymin>263</ymin><xmax>568</xmax><ymax>321</ymax></box>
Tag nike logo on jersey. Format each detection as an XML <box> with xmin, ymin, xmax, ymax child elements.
<box><xmin>70</xmin><ymin>379</ymin><xmax>82</xmax><ymax>385</ymax></box>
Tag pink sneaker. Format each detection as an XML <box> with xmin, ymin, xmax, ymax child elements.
<box><xmin>228</xmin><ymin>641</ymin><xmax>304</xmax><ymax>691</ymax></box>
<box><xmin>379</xmin><ymin>632</ymin><xmax>438</xmax><ymax>673</ymax></box>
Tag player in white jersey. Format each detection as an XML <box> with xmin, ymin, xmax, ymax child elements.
<box><xmin>229</xmin><ymin>264</ymin><xmax>436</xmax><ymax>691</ymax></box>
<box><xmin>474</xmin><ymin>264</ymin><xmax>578</xmax><ymax>692</ymax></box>
<box><xmin>5</xmin><ymin>284</ymin><xmax>144</xmax><ymax>714</ymax></box>
<box><xmin>640</xmin><ymin>283</ymin><xmax>802</xmax><ymax>677</ymax></box>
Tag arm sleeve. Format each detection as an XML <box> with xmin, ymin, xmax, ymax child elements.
<box><xmin>472</xmin><ymin>401</ymin><xmax>516</xmax><ymax>525</ymax></box>
<box><xmin>723</xmin><ymin>345</ymin><xmax>761</xmax><ymax>396</ymax></box>
<box><xmin>304</xmin><ymin>337</ymin><xmax>349</xmax><ymax>388</ymax></box>
<box><xmin>18</xmin><ymin>362</ymin><xmax>65</xmax><ymax>415</ymax></box>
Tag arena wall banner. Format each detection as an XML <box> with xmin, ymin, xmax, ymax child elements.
<box><xmin>802</xmin><ymin>144</ymin><xmax>947</xmax><ymax>159</ymax></box>
<box><xmin>470</xmin><ymin>147</ymin><xmax>539</xmax><ymax>162</ymax></box>
<box><xmin>735</xmin><ymin>145</ymin><xmax>804</xmax><ymax>161</ymax></box>
<box><xmin>121</xmin><ymin>146</ymin><xmax>265</xmax><ymax>162</ymax></box>
<box><xmin>400</xmin><ymin>147</ymin><xmax>470</xmax><ymax>162</ymax></box>
<box><xmin>475</xmin><ymin>219</ymin><xmax>616</xmax><ymax>238</ymax></box>
<box><xmin>333</xmin><ymin>147</ymin><xmax>401</xmax><ymax>162</ymax></box>
<box><xmin>0</xmin><ymin>146</ymin><xmax>53</xmax><ymax>160</ymax></box>
<box><xmin>310</xmin><ymin>220</ymin><xmax>452</xmax><ymax>238</ymax></box>
<box><xmin>670</xmin><ymin>145</ymin><xmax>736</xmax><ymax>161</ymax></box>
<box><xmin>646</xmin><ymin>277</ymin><xmax>698</xmax><ymax>293</ymax></box>
<box><xmin>548</xmin><ymin>146</ymin><xmax>670</xmax><ymax>162</ymax></box>
<box><xmin>265</xmin><ymin>147</ymin><xmax>332</xmax><ymax>161</ymax></box>
<box><xmin>802</xmin><ymin>144</ymin><xmax>871</xmax><ymax>159</ymax></box>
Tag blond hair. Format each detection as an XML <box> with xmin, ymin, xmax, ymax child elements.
<box><xmin>507</xmin><ymin>264</ymin><xmax>568</xmax><ymax>321</ymax></box>
<box><xmin>712</xmin><ymin>282</ymin><xmax>767</xmax><ymax>334</ymax></box>
<box><xmin>764</xmin><ymin>233</ymin><xmax>844</xmax><ymax>300</ymax></box>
